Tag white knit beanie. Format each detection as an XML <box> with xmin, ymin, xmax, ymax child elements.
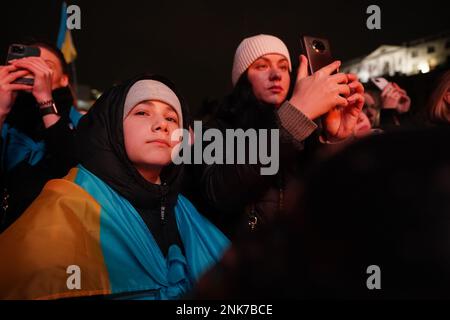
<box><xmin>123</xmin><ymin>80</ymin><xmax>183</xmax><ymax>129</ymax></box>
<box><xmin>231</xmin><ymin>34</ymin><xmax>292</xmax><ymax>86</ymax></box>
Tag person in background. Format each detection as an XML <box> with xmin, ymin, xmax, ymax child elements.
<box><xmin>184</xmin><ymin>34</ymin><xmax>364</xmax><ymax>239</ymax></box>
<box><xmin>364</xmin><ymin>79</ymin><xmax>411</xmax><ymax>130</ymax></box>
<box><xmin>0</xmin><ymin>41</ymin><xmax>82</xmax><ymax>232</ymax></box>
<box><xmin>425</xmin><ymin>69</ymin><xmax>450</xmax><ymax>126</ymax></box>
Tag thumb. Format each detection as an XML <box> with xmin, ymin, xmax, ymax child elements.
<box><xmin>297</xmin><ymin>55</ymin><xmax>309</xmax><ymax>81</ymax></box>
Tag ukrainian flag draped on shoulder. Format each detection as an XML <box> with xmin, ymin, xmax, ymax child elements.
<box><xmin>0</xmin><ymin>165</ymin><xmax>230</xmax><ymax>300</ymax></box>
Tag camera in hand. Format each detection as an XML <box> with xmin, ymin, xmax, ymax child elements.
<box><xmin>300</xmin><ymin>36</ymin><xmax>335</xmax><ymax>75</ymax></box>
<box><xmin>5</xmin><ymin>44</ymin><xmax>41</xmax><ymax>86</ymax></box>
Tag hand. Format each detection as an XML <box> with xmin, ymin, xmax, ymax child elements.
<box><xmin>381</xmin><ymin>82</ymin><xmax>410</xmax><ymax>113</ymax></box>
<box><xmin>289</xmin><ymin>55</ymin><xmax>350</xmax><ymax>120</ymax></box>
<box><xmin>323</xmin><ymin>73</ymin><xmax>365</xmax><ymax>140</ymax></box>
<box><xmin>0</xmin><ymin>65</ymin><xmax>33</xmax><ymax>119</ymax></box>
<box><xmin>9</xmin><ymin>57</ymin><xmax>54</xmax><ymax>103</ymax></box>
<box><xmin>389</xmin><ymin>82</ymin><xmax>411</xmax><ymax>113</ymax></box>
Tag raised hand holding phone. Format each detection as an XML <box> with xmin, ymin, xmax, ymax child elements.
<box><xmin>0</xmin><ymin>65</ymin><xmax>33</xmax><ymax>126</ymax></box>
<box><xmin>381</xmin><ymin>82</ymin><xmax>411</xmax><ymax>113</ymax></box>
<box><xmin>289</xmin><ymin>55</ymin><xmax>348</xmax><ymax>120</ymax></box>
<box><xmin>295</xmin><ymin>35</ymin><xmax>365</xmax><ymax>140</ymax></box>
<box><xmin>5</xmin><ymin>44</ymin><xmax>41</xmax><ymax>85</ymax></box>
<box><xmin>3</xmin><ymin>43</ymin><xmax>62</xmax><ymax>128</ymax></box>
<box><xmin>323</xmin><ymin>72</ymin><xmax>365</xmax><ymax>140</ymax></box>
<box><xmin>300</xmin><ymin>36</ymin><xmax>336</xmax><ymax>74</ymax></box>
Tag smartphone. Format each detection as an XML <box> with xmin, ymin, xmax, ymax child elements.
<box><xmin>300</xmin><ymin>35</ymin><xmax>336</xmax><ymax>75</ymax></box>
<box><xmin>300</xmin><ymin>36</ymin><xmax>338</xmax><ymax>133</ymax></box>
<box><xmin>5</xmin><ymin>44</ymin><xmax>41</xmax><ymax>85</ymax></box>
<box><xmin>370</xmin><ymin>77</ymin><xmax>389</xmax><ymax>91</ymax></box>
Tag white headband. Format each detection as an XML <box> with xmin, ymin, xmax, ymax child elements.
<box><xmin>123</xmin><ymin>80</ymin><xmax>183</xmax><ymax>128</ymax></box>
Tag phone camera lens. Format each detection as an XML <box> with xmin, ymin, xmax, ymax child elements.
<box><xmin>12</xmin><ymin>45</ymin><xmax>25</xmax><ymax>54</ymax></box>
<box><xmin>312</xmin><ymin>40</ymin><xmax>326</xmax><ymax>53</ymax></box>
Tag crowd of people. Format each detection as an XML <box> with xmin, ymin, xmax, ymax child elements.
<box><xmin>0</xmin><ymin>34</ymin><xmax>449</xmax><ymax>299</ymax></box>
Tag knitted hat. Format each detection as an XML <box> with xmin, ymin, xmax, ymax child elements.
<box><xmin>123</xmin><ymin>80</ymin><xmax>183</xmax><ymax>128</ymax></box>
<box><xmin>231</xmin><ymin>34</ymin><xmax>292</xmax><ymax>86</ymax></box>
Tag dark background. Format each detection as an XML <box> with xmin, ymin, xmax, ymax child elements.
<box><xmin>2</xmin><ymin>0</ymin><xmax>449</xmax><ymax>113</ymax></box>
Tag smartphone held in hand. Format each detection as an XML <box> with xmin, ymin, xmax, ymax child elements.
<box><xmin>5</xmin><ymin>44</ymin><xmax>41</xmax><ymax>86</ymax></box>
<box><xmin>370</xmin><ymin>77</ymin><xmax>389</xmax><ymax>91</ymax></box>
<box><xmin>300</xmin><ymin>35</ymin><xmax>335</xmax><ymax>75</ymax></box>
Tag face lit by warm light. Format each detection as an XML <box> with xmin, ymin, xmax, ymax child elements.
<box><xmin>247</xmin><ymin>54</ymin><xmax>290</xmax><ymax>108</ymax></box>
<box><xmin>124</xmin><ymin>100</ymin><xmax>180</xmax><ymax>175</ymax></box>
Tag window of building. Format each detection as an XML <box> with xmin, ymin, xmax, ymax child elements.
<box><xmin>427</xmin><ymin>46</ymin><xmax>435</xmax><ymax>53</ymax></box>
<box><xmin>383</xmin><ymin>62</ymin><xmax>390</xmax><ymax>75</ymax></box>
<box><xmin>411</xmin><ymin>51</ymin><xmax>418</xmax><ymax>58</ymax></box>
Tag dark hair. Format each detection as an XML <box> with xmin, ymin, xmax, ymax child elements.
<box><xmin>213</xmin><ymin>71</ymin><xmax>280</xmax><ymax>130</ymax></box>
<box><xmin>363</xmin><ymin>81</ymin><xmax>382</xmax><ymax>108</ymax></box>
<box><xmin>228</xmin><ymin>71</ymin><xmax>263</xmax><ymax>111</ymax></box>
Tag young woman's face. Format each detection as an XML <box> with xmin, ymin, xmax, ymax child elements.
<box><xmin>247</xmin><ymin>54</ymin><xmax>290</xmax><ymax>107</ymax></box>
<box><xmin>124</xmin><ymin>100</ymin><xmax>180</xmax><ymax>172</ymax></box>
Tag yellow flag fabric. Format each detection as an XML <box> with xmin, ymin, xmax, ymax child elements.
<box><xmin>0</xmin><ymin>168</ymin><xmax>110</xmax><ymax>300</ymax></box>
<box><xmin>61</xmin><ymin>30</ymin><xmax>77</xmax><ymax>63</ymax></box>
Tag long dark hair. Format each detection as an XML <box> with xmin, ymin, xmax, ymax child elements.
<box><xmin>212</xmin><ymin>71</ymin><xmax>281</xmax><ymax>130</ymax></box>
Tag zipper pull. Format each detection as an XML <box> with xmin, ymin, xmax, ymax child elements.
<box><xmin>160</xmin><ymin>182</ymin><xmax>167</xmax><ymax>225</ymax></box>
<box><xmin>160</xmin><ymin>203</ymin><xmax>166</xmax><ymax>224</ymax></box>
<box><xmin>2</xmin><ymin>188</ymin><xmax>9</xmax><ymax>212</ymax></box>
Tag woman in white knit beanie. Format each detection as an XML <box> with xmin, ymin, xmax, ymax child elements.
<box><xmin>188</xmin><ymin>34</ymin><xmax>365</xmax><ymax>238</ymax></box>
<box><xmin>231</xmin><ymin>34</ymin><xmax>365</xmax><ymax>140</ymax></box>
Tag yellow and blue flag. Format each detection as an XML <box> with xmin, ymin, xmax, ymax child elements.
<box><xmin>57</xmin><ymin>2</ymin><xmax>77</xmax><ymax>63</ymax></box>
<box><xmin>0</xmin><ymin>166</ymin><xmax>230</xmax><ymax>300</ymax></box>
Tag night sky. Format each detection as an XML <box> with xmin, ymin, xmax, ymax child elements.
<box><xmin>2</xmin><ymin>0</ymin><xmax>449</xmax><ymax>113</ymax></box>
